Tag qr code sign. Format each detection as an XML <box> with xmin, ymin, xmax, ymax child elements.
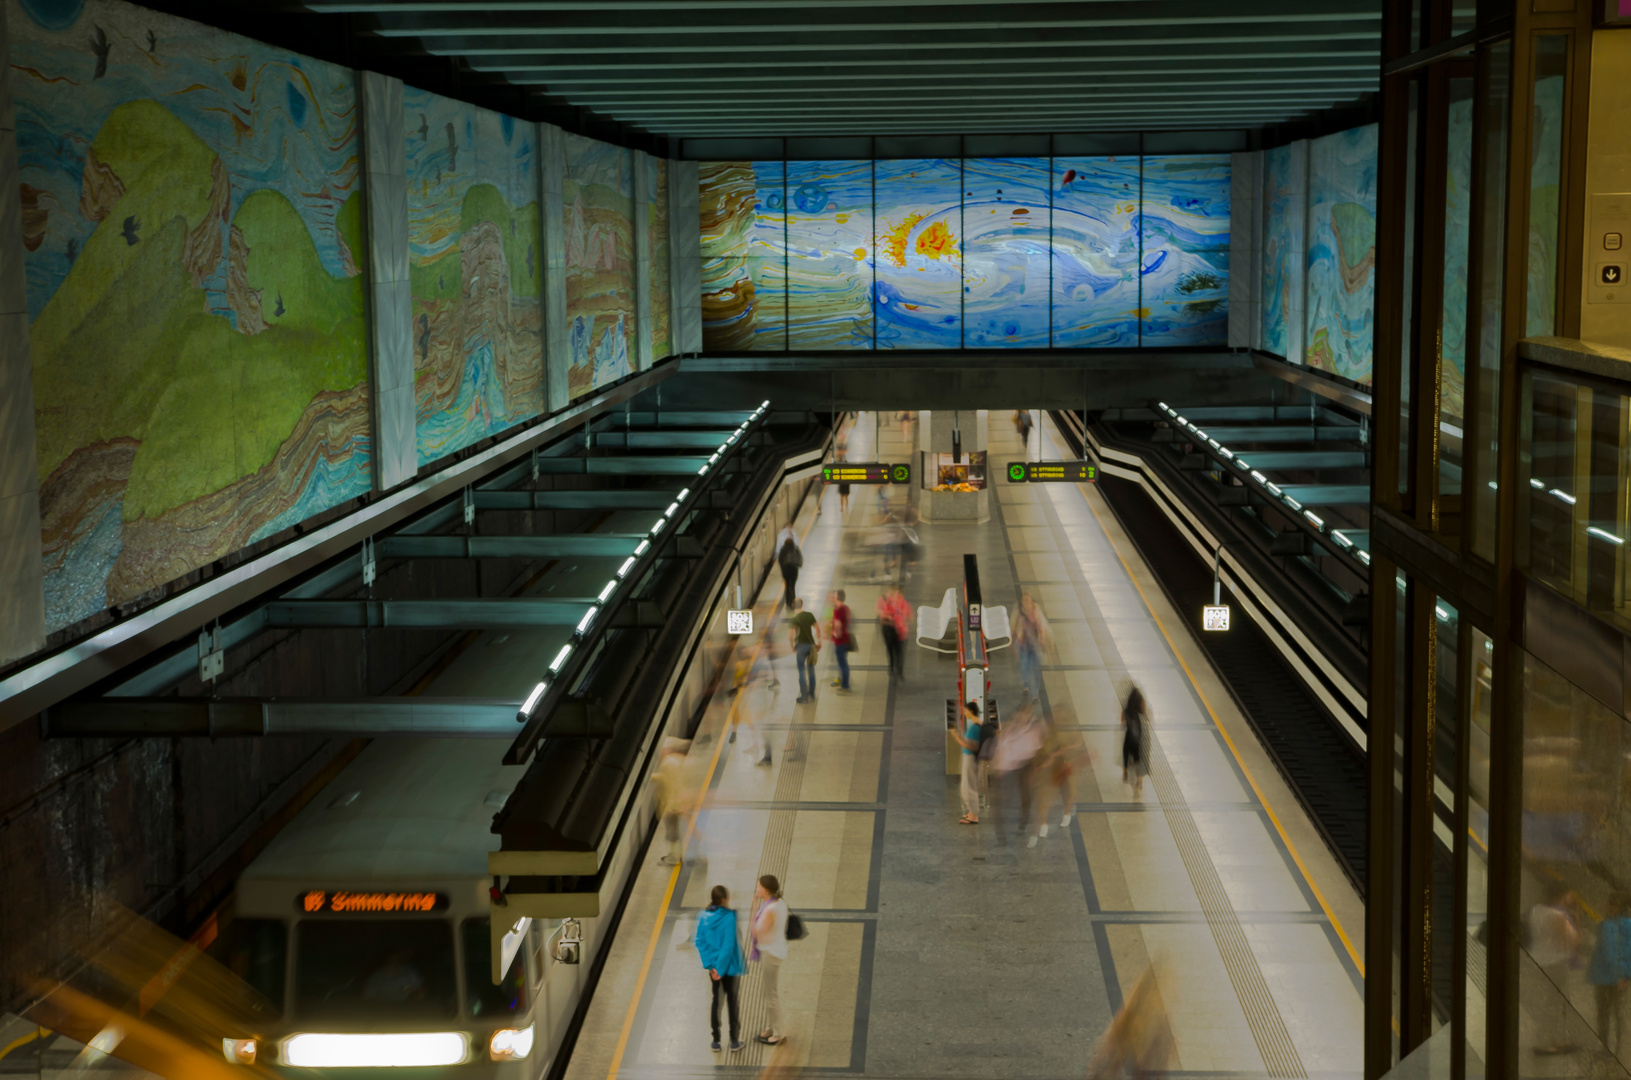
<box><xmin>727</xmin><ymin>610</ymin><xmax>753</xmax><ymax>635</ymax></box>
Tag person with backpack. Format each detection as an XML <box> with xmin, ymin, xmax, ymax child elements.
<box><xmin>1589</xmin><ymin>891</ymin><xmax>1631</xmax><ymax>1054</ymax></box>
<box><xmin>777</xmin><ymin>537</ymin><xmax>802</xmax><ymax>608</ymax></box>
<box><xmin>828</xmin><ymin>589</ymin><xmax>854</xmax><ymax>694</ymax></box>
<box><xmin>949</xmin><ymin>700</ymin><xmax>985</xmax><ymax>825</ymax></box>
<box><xmin>750</xmin><ymin>874</ymin><xmax>789</xmax><ymax>1046</ymax></box>
<box><xmin>694</xmin><ymin>884</ymin><xmax>747</xmax><ymax>1053</ymax></box>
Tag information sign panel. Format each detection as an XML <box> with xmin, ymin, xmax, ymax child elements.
<box><xmin>1015</xmin><ymin>460</ymin><xmax>1098</xmax><ymax>483</ymax></box>
<box><xmin>1203</xmin><ymin>605</ymin><xmax>1231</xmax><ymax>632</ymax></box>
<box><xmin>727</xmin><ymin>610</ymin><xmax>753</xmax><ymax>635</ymax></box>
<box><xmin>822</xmin><ymin>463</ymin><xmax>909</xmax><ymax>485</ymax></box>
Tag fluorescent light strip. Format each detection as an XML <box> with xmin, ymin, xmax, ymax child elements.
<box><xmin>1158</xmin><ymin>402</ymin><xmax>1169</xmax><ymax>411</ymax></box>
<box><xmin>678</xmin><ymin>488</ymin><xmax>690</xmax><ymax>500</ymax></box>
<box><xmin>1284</xmin><ymin>496</ymin><xmax>1302</xmax><ymax>510</ymax></box>
<box><xmin>598</xmin><ymin>581</ymin><xmax>617</xmax><ymax>602</ymax></box>
<box><xmin>1357</xmin><ymin>550</ymin><xmax>1372</xmax><ymax>565</ymax></box>
<box><xmin>650</xmin><ymin>516</ymin><xmax>668</xmax><ymax>534</ymax></box>
<box><xmin>616</xmin><ymin>556</ymin><xmax>636</xmax><ymax>578</ymax></box>
<box><xmin>1265</xmin><ymin>482</ymin><xmax>1283</xmax><ymax>497</ymax></box>
<box><xmin>520</xmin><ymin>682</ymin><xmax>547</xmax><ymax>717</ymax></box>
<box><xmin>1250</xmin><ymin>471</ymin><xmax>1268</xmax><ymax>484</ymax></box>
<box><xmin>1305</xmin><ymin>511</ymin><xmax>1325</xmax><ymax>528</ymax></box>
<box><xmin>635</xmin><ymin>540</ymin><xmax>650</xmax><ymax>556</ymax></box>
<box><xmin>1588</xmin><ymin>526</ymin><xmax>1625</xmax><ymax>545</ymax></box>
<box><xmin>549</xmin><ymin>645</ymin><xmax>573</xmax><ymax>674</ymax></box>
<box><xmin>698</xmin><ymin>463</ymin><xmax>710</xmax><ymax>475</ymax></box>
<box><xmin>1435</xmin><ymin>606</ymin><xmax>1450</xmax><ymax>622</ymax></box>
<box><xmin>1207</xmin><ymin>438</ymin><xmax>1220</xmax><ymax>450</ymax></box>
<box><xmin>664</xmin><ymin>502</ymin><xmax>680</xmax><ymax>518</ymax></box>
<box><xmin>1219</xmin><ymin>448</ymin><xmax>1234</xmax><ymax>460</ymax></box>
<box><xmin>576</xmin><ymin>607</ymin><xmax>598</xmax><ymax>635</ymax></box>
<box><xmin>1332</xmin><ymin>531</ymin><xmax>1354</xmax><ymax>548</ymax></box>
<box><xmin>1549</xmin><ymin>488</ymin><xmax>1576</xmax><ymax>505</ymax></box>
<box><xmin>1529</xmin><ymin>478</ymin><xmax>1546</xmax><ymax>489</ymax></box>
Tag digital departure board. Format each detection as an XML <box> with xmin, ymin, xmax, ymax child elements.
<box><xmin>298</xmin><ymin>890</ymin><xmax>449</xmax><ymax>914</ymax></box>
<box><xmin>1007</xmin><ymin>460</ymin><xmax>1098</xmax><ymax>483</ymax></box>
<box><xmin>823</xmin><ymin>463</ymin><xmax>909</xmax><ymax>485</ymax></box>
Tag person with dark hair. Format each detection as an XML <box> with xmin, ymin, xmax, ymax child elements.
<box><xmin>787</xmin><ymin>598</ymin><xmax>821</xmax><ymax>704</ymax></box>
<box><xmin>695</xmin><ymin>884</ymin><xmax>747</xmax><ymax>1053</ymax></box>
<box><xmin>750</xmin><ymin>874</ymin><xmax>789</xmax><ymax>1045</ymax></box>
<box><xmin>828</xmin><ymin>589</ymin><xmax>853</xmax><ymax>694</ymax></box>
<box><xmin>777</xmin><ymin>537</ymin><xmax>802</xmax><ymax>608</ymax></box>
<box><xmin>1122</xmin><ymin>685</ymin><xmax>1151</xmax><ymax>799</ymax></box>
<box><xmin>876</xmin><ymin>584</ymin><xmax>910</xmax><ymax>678</ymax></box>
<box><xmin>949</xmin><ymin>700</ymin><xmax>984</xmax><ymax>825</ymax></box>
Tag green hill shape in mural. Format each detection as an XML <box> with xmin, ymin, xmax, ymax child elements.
<box><xmin>30</xmin><ymin>99</ymin><xmax>365</xmax><ymax>522</ymax></box>
<box><xmin>1332</xmin><ymin>201</ymin><xmax>1376</xmax><ymax>272</ymax></box>
<box><xmin>410</xmin><ymin>183</ymin><xmax>540</xmax><ymax>302</ymax></box>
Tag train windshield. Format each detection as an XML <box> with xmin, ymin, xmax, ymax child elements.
<box><xmin>462</xmin><ymin>918</ymin><xmax>527</xmax><ymax>1018</ymax></box>
<box><xmin>295</xmin><ymin>919</ymin><xmax>458</xmax><ymax>1020</ymax></box>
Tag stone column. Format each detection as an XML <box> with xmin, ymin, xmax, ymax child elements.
<box><xmin>539</xmin><ymin>123</ymin><xmax>569</xmax><ymax>410</ymax></box>
<box><xmin>632</xmin><ymin>150</ymin><xmax>653</xmax><ymax>371</ymax></box>
<box><xmin>357</xmin><ymin>71</ymin><xmax>415</xmax><ymax>489</ymax></box>
<box><xmin>0</xmin><ymin>2</ymin><xmax>46</xmax><ymax>663</ymax></box>
<box><xmin>669</xmin><ymin>159</ymin><xmax>702</xmax><ymax>356</ymax></box>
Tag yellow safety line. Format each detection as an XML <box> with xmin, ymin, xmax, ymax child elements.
<box><xmin>1073</xmin><ymin>481</ymin><xmax>1366</xmax><ymax>976</ymax></box>
<box><xmin>605</xmin><ymin>430</ymin><xmax>842</xmax><ymax>1080</ymax></box>
<box><xmin>0</xmin><ymin>1028</ymin><xmax>47</xmax><ymax>1063</ymax></box>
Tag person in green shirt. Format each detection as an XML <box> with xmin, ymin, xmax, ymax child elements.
<box><xmin>786</xmin><ymin>599</ymin><xmax>821</xmax><ymax>703</ymax></box>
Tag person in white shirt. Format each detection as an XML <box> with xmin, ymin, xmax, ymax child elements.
<box><xmin>750</xmin><ymin>874</ymin><xmax>789</xmax><ymax>1045</ymax></box>
<box><xmin>1528</xmin><ymin>884</ymin><xmax>1582</xmax><ymax>1056</ymax></box>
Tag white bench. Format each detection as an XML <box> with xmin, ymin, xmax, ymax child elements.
<box><xmin>917</xmin><ymin>587</ymin><xmax>959</xmax><ymax>653</ymax></box>
<box><xmin>981</xmin><ymin>604</ymin><xmax>1012</xmax><ymax>652</ymax></box>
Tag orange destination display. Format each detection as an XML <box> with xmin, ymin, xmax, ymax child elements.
<box><xmin>298</xmin><ymin>890</ymin><xmax>449</xmax><ymax>914</ymax></box>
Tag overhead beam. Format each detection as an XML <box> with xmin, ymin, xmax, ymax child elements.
<box><xmin>472</xmin><ymin>48</ymin><xmax>1381</xmax><ymax>74</ymax></box>
<box><xmin>473</xmin><ymin>490</ymin><xmax>677</xmax><ymax>510</ymax></box>
<box><xmin>532</xmin><ymin>456</ymin><xmax>712</xmax><ymax>474</ymax></box>
<box><xmin>42</xmin><ymin>698</ymin><xmax>530</xmax><ymax>738</ymax></box>
<box><xmin>378</xmin><ymin>534</ymin><xmax>647</xmax><ymax>559</ymax></box>
<box><xmin>555</xmin><ymin>77</ymin><xmax>1378</xmax><ymax>100</ymax></box>
<box><xmin>263</xmin><ymin>599</ymin><xmax>599</xmax><ymax>629</ymax></box>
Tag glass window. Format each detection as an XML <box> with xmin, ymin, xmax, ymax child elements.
<box><xmin>1399</xmin><ymin>78</ymin><xmax>1421</xmax><ymax>503</ymax></box>
<box><xmin>1465</xmin><ymin>629</ymin><xmax>1493</xmax><ymax>1078</ymax></box>
<box><xmin>1517</xmin><ymin>651</ymin><xmax>1631</xmax><ymax>1074</ymax></box>
<box><xmin>1467</xmin><ymin>38</ymin><xmax>1511</xmax><ymax>563</ymax></box>
<box><xmin>1524</xmin><ymin>36</ymin><xmax>1567</xmax><ymax>340</ymax></box>
<box><xmin>1430</xmin><ymin>599</ymin><xmax>1460</xmax><ymax>1033</ymax></box>
<box><xmin>1393</xmin><ymin>571</ymin><xmax>1411</xmax><ymax>1062</ymax></box>
<box><xmin>1439</xmin><ymin>73</ymin><xmax>1476</xmax><ymax>539</ymax></box>
<box><xmin>463</xmin><ymin>918</ymin><xmax>528</xmax><ymax>1018</ymax></box>
<box><xmin>295</xmin><ymin>919</ymin><xmax>458</xmax><ymax>1021</ymax></box>
<box><xmin>205</xmin><ymin>917</ymin><xmax>287</xmax><ymax>1019</ymax></box>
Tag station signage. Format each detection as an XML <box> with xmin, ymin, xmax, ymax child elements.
<box><xmin>298</xmin><ymin>890</ymin><xmax>449</xmax><ymax>914</ymax></box>
<box><xmin>727</xmin><ymin>610</ymin><xmax>753</xmax><ymax>635</ymax></box>
<box><xmin>1203</xmin><ymin>605</ymin><xmax>1231</xmax><ymax>632</ymax></box>
<box><xmin>823</xmin><ymin>463</ymin><xmax>909</xmax><ymax>485</ymax></box>
<box><xmin>1008</xmin><ymin>460</ymin><xmax>1098</xmax><ymax>483</ymax></box>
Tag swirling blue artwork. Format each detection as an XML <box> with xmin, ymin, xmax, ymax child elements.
<box><xmin>1140</xmin><ymin>154</ymin><xmax>1230</xmax><ymax>347</ymax></box>
<box><xmin>873</xmin><ymin>158</ymin><xmax>962</xmax><ymax>349</ymax></box>
<box><xmin>1305</xmin><ymin>125</ymin><xmax>1377</xmax><ymax>382</ymax></box>
<box><xmin>1052</xmin><ymin>157</ymin><xmax>1141</xmax><ymax>348</ymax></box>
<box><xmin>963</xmin><ymin>158</ymin><xmax>1052</xmax><ymax>348</ymax></box>
<box><xmin>1261</xmin><ymin>143</ymin><xmax>1302</xmax><ymax>359</ymax></box>
<box><xmin>786</xmin><ymin>159</ymin><xmax>873</xmax><ymax>349</ymax></box>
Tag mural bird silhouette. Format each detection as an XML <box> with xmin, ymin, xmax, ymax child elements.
<box><xmin>444</xmin><ymin>123</ymin><xmax>458</xmax><ymax>172</ymax></box>
<box><xmin>120</xmin><ymin>216</ymin><xmax>140</xmax><ymax>245</ymax></box>
<box><xmin>65</xmin><ymin>237</ymin><xmax>77</xmax><ymax>264</ymax></box>
<box><xmin>417</xmin><ymin>114</ymin><xmax>429</xmax><ymax>141</ymax></box>
<box><xmin>146</xmin><ymin>29</ymin><xmax>156</xmax><ymax>54</ymax></box>
<box><xmin>273</xmin><ymin>292</ymin><xmax>285</xmax><ymax>317</ymax></box>
<box><xmin>416</xmin><ymin>313</ymin><xmax>431</xmax><ymax>362</ymax></box>
<box><xmin>89</xmin><ymin>25</ymin><xmax>110</xmax><ymax>79</ymax></box>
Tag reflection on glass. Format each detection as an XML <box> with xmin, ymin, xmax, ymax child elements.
<box><xmin>1430</xmin><ymin>599</ymin><xmax>1459</xmax><ymax>1034</ymax></box>
<box><xmin>1525</xmin><ymin>37</ymin><xmax>1566</xmax><ymax>339</ymax></box>
<box><xmin>1400</xmin><ymin>79</ymin><xmax>1420</xmax><ymax>502</ymax></box>
<box><xmin>1517</xmin><ymin>651</ymin><xmax>1631</xmax><ymax>1077</ymax></box>
<box><xmin>1439</xmin><ymin>76</ymin><xmax>1475</xmax><ymax>538</ymax></box>
<box><xmin>1468</xmin><ymin>39</ymin><xmax>1511</xmax><ymax>563</ymax></box>
<box><xmin>1466</xmin><ymin>629</ymin><xmax>1492</xmax><ymax>1077</ymax></box>
<box><xmin>1393</xmin><ymin>571</ymin><xmax>1411</xmax><ymax>1063</ymax></box>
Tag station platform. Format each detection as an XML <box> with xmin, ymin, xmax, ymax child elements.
<box><xmin>562</xmin><ymin>413</ymin><xmax>1365</xmax><ymax>1080</ymax></box>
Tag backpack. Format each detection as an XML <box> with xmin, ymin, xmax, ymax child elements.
<box><xmin>976</xmin><ymin>717</ymin><xmax>999</xmax><ymax>760</ymax></box>
<box><xmin>785</xmin><ymin>912</ymin><xmax>807</xmax><ymax>941</ymax></box>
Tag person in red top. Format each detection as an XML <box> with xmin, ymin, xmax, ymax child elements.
<box><xmin>828</xmin><ymin>590</ymin><xmax>853</xmax><ymax>694</ymax></box>
<box><xmin>876</xmin><ymin>584</ymin><xmax>910</xmax><ymax>679</ymax></box>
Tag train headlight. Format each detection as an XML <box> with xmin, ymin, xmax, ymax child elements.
<box><xmin>489</xmin><ymin>1025</ymin><xmax>535</xmax><ymax>1061</ymax></box>
<box><xmin>221</xmin><ymin>1037</ymin><xmax>257</xmax><ymax>1064</ymax></box>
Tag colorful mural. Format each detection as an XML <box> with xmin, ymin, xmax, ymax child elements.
<box><xmin>873</xmin><ymin>158</ymin><xmax>961</xmax><ymax>349</ymax></box>
<box><xmin>963</xmin><ymin>158</ymin><xmax>1051</xmax><ymax>348</ymax></box>
<box><xmin>564</xmin><ymin>133</ymin><xmax>635</xmax><ymax>395</ymax></box>
<box><xmin>699</xmin><ymin>160</ymin><xmax>786</xmax><ymax>352</ymax></box>
<box><xmin>1442</xmin><ymin>97</ymin><xmax>1474</xmax><ymax>424</ymax></box>
<box><xmin>1305</xmin><ymin>126</ymin><xmax>1378</xmax><ymax>382</ymax></box>
<box><xmin>1140</xmin><ymin>154</ymin><xmax>1230</xmax><ymax>348</ymax></box>
<box><xmin>1260</xmin><ymin>143</ymin><xmax>1301</xmax><ymax>359</ymax></box>
<box><xmin>10</xmin><ymin>0</ymin><xmax>371</xmax><ymax>631</ymax></box>
<box><xmin>649</xmin><ymin>156</ymin><xmax>671</xmax><ymax>361</ymax></box>
<box><xmin>1051</xmin><ymin>157</ymin><xmax>1140</xmax><ymax>349</ymax></box>
<box><xmin>404</xmin><ymin>89</ymin><xmax>541</xmax><ymax>465</ymax></box>
<box><xmin>786</xmin><ymin>159</ymin><xmax>872</xmax><ymax>349</ymax></box>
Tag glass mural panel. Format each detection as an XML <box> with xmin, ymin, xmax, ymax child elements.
<box><xmin>699</xmin><ymin>160</ymin><xmax>786</xmax><ymax>351</ymax></box>
<box><xmin>1306</xmin><ymin>124</ymin><xmax>1379</xmax><ymax>383</ymax></box>
<box><xmin>962</xmin><ymin>157</ymin><xmax>1051</xmax><ymax>348</ymax></box>
<box><xmin>873</xmin><ymin>158</ymin><xmax>962</xmax><ymax>349</ymax></box>
<box><xmin>786</xmin><ymin>160</ymin><xmax>873</xmax><ymax>349</ymax></box>
<box><xmin>1141</xmin><ymin>153</ymin><xmax>1230</xmax><ymax>347</ymax></box>
<box><xmin>1051</xmin><ymin>156</ymin><xmax>1141</xmax><ymax>348</ymax></box>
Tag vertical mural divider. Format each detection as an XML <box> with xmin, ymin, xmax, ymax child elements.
<box><xmin>782</xmin><ymin>144</ymin><xmax>790</xmax><ymax>352</ymax></box>
<box><xmin>540</xmin><ymin>123</ymin><xmax>569</xmax><ymax>411</ymax></box>
<box><xmin>632</xmin><ymin>150</ymin><xmax>652</xmax><ymax>371</ymax></box>
<box><xmin>357</xmin><ymin>71</ymin><xmax>415</xmax><ymax>490</ymax></box>
<box><xmin>1048</xmin><ymin>153</ymin><xmax>1056</xmax><ymax>348</ymax></box>
<box><xmin>871</xmin><ymin>157</ymin><xmax>877</xmax><ymax>350</ymax></box>
<box><xmin>670</xmin><ymin>160</ymin><xmax>702</xmax><ymax>356</ymax></box>
<box><xmin>959</xmin><ymin>156</ymin><xmax>966</xmax><ymax>348</ymax></box>
<box><xmin>1138</xmin><ymin>139</ymin><xmax>1145</xmax><ymax>349</ymax></box>
<box><xmin>0</xmin><ymin>0</ymin><xmax>47</xmax><ymax>662</ymax></box>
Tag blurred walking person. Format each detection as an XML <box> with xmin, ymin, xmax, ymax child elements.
<box><xmin>989</xmin><ymin>696</ymin><xmax>1046</xmax><ymax>846</ymax></box>
<box><xmin>777</xmin><ymin>537</ymin><xmax>802</xmax><ymax>608</ymax></box>
<box><xmin>749</xmin><ymin>875</ymin><xmax>789</xmax><ymax>1046</ymax></box>
<box><xmin>1038</xmin><ymin>719</ymin><xmax>1091</xmax><ymax>837</ymax></box>
<box><xmin>949</xmin><ymin>700</ymin><xmax>984</xmax><ymax>825</ymax></box>
<box><xmin>695</xmin><ymin>885</ymin><xmax>747</xmax><ymax>1053</ymax></box>
<box><xmin>1588</xmin><ymin>891</ymin><xmax>1631</xmax><ymax>1054</ymax></box>
<box><xmin>877</xmin><ymin>584</ymin><xmax>910</xmax><ymax>679</ymax></box>
<box><xmin>1122</xmin><ymin>684</ymin><xmax>1152</xmax><ymax>799</ymax></box>
<box><xmin>1529</xmin><ymin>883</ymin><xmax>1583</xmax><ymax>1056</ymax></box>
<box><xmin>1013</xmin><ymin>590</ymin><xmax>1053</xmax><ymax>706</ymax></box>
<box><xmin>1088</xmin><ymin>967</ymin><xmax>1173</xmax><ymax>1078</ymax></box>
<box><xmin>828</xmin><ymin>590</ymin><xmax>854</xmax><ymax>694</ymax></box>
<box><xmin>787</xmin><ymin>598</ymin><xmax>821</xmax><ymax>704</ymax></box>
<box><xmin>1012</xmin><ymin>409</ymin><xmax>1033</xmax><ymax>451</ymax></box>
<box><xmin>651</xmin><ymin>738</ymin><xmax>695</xmax><ymax>866</ymax></box>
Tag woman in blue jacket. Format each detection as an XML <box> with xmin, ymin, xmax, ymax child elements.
<box><xmin>694</xmin><ymin>884</ymin><xmax>747</xmax><ymax>1052</ymax></box>
<box><xmin>1590</xmin><ymin>891</ymin><xmax>1631</xmax><ymax>1054</ymax></box>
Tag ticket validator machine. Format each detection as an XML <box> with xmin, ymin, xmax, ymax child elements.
<box><xmin>944</xmin><ymin>554</ymin><xmax>998</xmax><ymax>774</ymax></box>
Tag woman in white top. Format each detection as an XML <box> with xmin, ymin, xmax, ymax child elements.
<box><xmin>751</xmin><ymin>874</ymin><xmax>789</xmax><ymax>1045</ymax></box>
